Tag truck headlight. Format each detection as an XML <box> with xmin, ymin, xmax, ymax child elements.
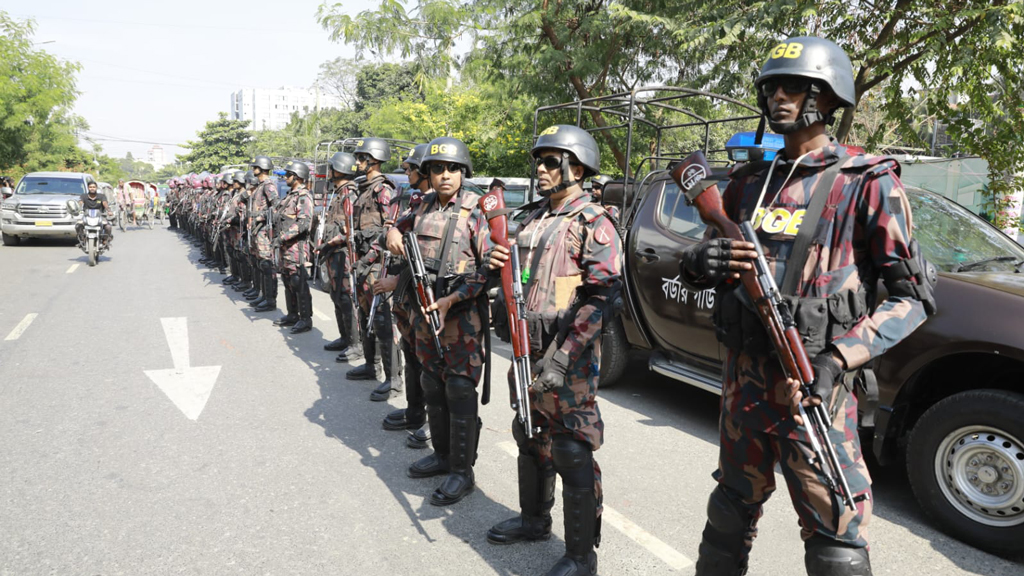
<box><xmin>1</xmin><ymin>202</ymin><xmax>16</xmax><ymax>211</ymax></box>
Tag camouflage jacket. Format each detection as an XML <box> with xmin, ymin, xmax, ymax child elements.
<box><xmin>322</xmin><ymin>181</ymin><xmax>359</xmax><ymax>251</ymax></box>
<box><xmin>275</xmin><ymin>184</ymin><xmax>313</xmax><ymax>245</ymax></box>
<box><xmin>352</xmin><ymin>174</ymin><xmax>394</xmax><ymax>259</ymax></box>
<box><xmin>695</xmin><ymin>142</ymin><xmax>926</xmax><ymax>370</ymax></box>
<box><xmin>397</xmin><ymin>186</ymin><xmax>493</xmax><ymax>305</ymax></box>
<box><xmin>250</xmin><ymin>179</ymin><xmax>278</xmax><ymax>226</ymax></box>
<box><xmin>515</xmin><ymin>189</ymin><xmax>622</xmax><ymax>361</ymax></box>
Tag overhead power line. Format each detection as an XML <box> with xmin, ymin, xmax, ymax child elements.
<box><xmin>11</xmin><ymin>13</ymin><xmax>266</xmax><ymax>33</ymax></box>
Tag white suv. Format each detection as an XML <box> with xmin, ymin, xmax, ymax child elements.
<box><xmin>1</xmin><ymin>172</ymin><xmax>96</xmax><ymax>246</ymax></box>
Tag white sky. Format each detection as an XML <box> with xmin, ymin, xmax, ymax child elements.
<box><xmin>6</xmin><ymin>0</ymin><xmax>379</xmax><ymax>163</ymax></box>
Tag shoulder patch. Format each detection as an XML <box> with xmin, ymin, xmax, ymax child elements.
<box><xmin>579</xmin><ymin>202</ymin><xmax>608</xmax><ymax>223</ymax></box>
<box><xmin>838</xmin><ymin>153</ymin><xmax>901</xmax><ymax>176</ymax></box>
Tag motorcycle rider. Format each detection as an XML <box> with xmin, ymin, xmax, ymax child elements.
<box><xmin>76</xmin><ymin>181</ymin><xmax>114</xmax><ymax>248</ymax></box>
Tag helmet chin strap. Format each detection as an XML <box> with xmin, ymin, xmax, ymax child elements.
<box><xmin>757</xmin><ymin>83</ymin><xmax>834</xmax><ymax>141</ymax></box>
<box><xmin>538</xmin><ymin>152</ymin><xmax>580</xmax><ymax>197</ymax></box>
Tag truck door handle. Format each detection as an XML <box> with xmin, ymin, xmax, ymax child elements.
<box><xmin>635</xmin><ymin>249</ymin><xmax>660</xmax><ymax>263</ymax></box>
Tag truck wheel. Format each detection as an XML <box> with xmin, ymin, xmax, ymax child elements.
<box><xmin>2</xmin><ymin>232</ymin><xmax>20</xmax><ymax>246</ymax></box>
<box><xmin>599</xmin><ymin>316</ymin><xmax>628</xmax><ymax>389</ymax></box>
<box><xmin>906</xmin><ymin>388</ymin><xmax>1024</xmax><ymax>555</ymax></box>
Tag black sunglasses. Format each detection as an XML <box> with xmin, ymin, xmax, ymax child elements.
<box><xmin>535</xmin><ymin>155</ymin><xmax>581</xmax><ymax>171</ymax></box>
<box><xmin>355</xmin><ymin>153</ymin><xmax>371</xmax><ymax>162</ymax></box>
<box><xmin>760</xmin><ymin>77</ymin><xmax>815</xmax><ymax>98</ymax></box>
<box><xmin>428</xmin><ymin>162</ymin><xmax>462</xmax><ymax>175</ymax></box>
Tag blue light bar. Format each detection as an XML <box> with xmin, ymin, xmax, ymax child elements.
<box><xmin>726</xmin><ymin>131</ymin><xmax>785</xmax><ymax>162</ymax></box>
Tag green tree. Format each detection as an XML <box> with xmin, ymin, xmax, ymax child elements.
<box><xmin>178</xmin><ymin>113</ymin><xmax>253</xmax><ymax>173</ymax></box>
<box><xmin>0</xmin><ymin>11</ymin><xmax>86</xmax><ymax>177</ymax></box>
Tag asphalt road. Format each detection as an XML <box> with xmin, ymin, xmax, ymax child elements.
<box><xmin>1</xmin><ymin>225</ymin><xmax>1022</xmax><ymax>576</ymax></box>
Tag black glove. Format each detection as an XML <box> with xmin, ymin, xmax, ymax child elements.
<box><xmin>532</xmin><ymin>350</ymin><xmax>569</xmax><ymax>393</ymax></box>
<box><xmin>680</xmin><ymin>238</ymin><xmax>736</xmax><ymax>283</ymax></box>
<box><xmin>810</xmin><ymin>353</ymin><xmax>844</xmax><ymax>409</ymax></box>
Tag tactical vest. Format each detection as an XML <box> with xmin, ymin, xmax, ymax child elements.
<box><xmin>412</xmin><ymin>188</ymin><xmax>480</xmax><ymax>299</ymax></box>
<box><xmin>515</xmin><ymin>198</ymin><xmax>599</xmax><ymax>354</ymax></box>
<box><xmin>714</xmin><ymin>154</ymin><xmax>875</xmax><ymax>358</ymax></box>
<box><xmin>352</xmin><ymin>175</ymin><xmax>393</xmax><ymax>255</ymax></box>
<box><xmin>323</xmin><ymin>182</ymin><xmax>357</xmax><ymax>251</ymax></box>
<box><xmin>251</xmin><ymin>180</ymin><xmax>277</xmax><ymax>223</ymax></box>
<box><xmin>275</xmin><ymin>187</ymin><xmax>311</xmax><ymax>242</ymax></box>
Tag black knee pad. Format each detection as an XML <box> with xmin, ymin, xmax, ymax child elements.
<box><xmin>804</xmin><ymin>535</ymin><xmax>872</xmax><ymax>576</ymax></box>
<box><xmin>420</xmin><ymin>370</ymin><xmax>446</xmax><ymax>406</ymax></box>
<box><xmin>706</xmin><ymin>485</ymin><xmax>758</xmax><ymax>537</ymax></box>
<box><xmin>551</xmin><ymin>437</ymin><xmax>593</xmax><ymax>489</ymax></box>
<box><xmin>445</xmin><ymin>375</ymin><xmax>478</xmax><ymax>415</ymax></box>
<box><xmin>287</xmin><ymin>272</ymin><xmax>303</xmax><ymax>291</ymax></box>
<box><xmin>259</xmin><ymin>259</ymin><xmax>273</xmax><ymax>273</ymax></box>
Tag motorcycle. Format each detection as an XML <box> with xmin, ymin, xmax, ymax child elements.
<box><xmin>68</xmin><ymin>200</ymin><xmax>111</xmax><ymax>266</ymax></box>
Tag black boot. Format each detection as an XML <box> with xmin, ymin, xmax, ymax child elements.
<box><xmin>254</xmin><ymin>267</ymin><xmax>277</xmax><ymax>312</ymax></box>
<box><xmin>290</xmin><ymin>281</ymin><xmax>313</xmax><ymax>333</ymax></box>
<box><xmin>409</xmin><ymin>377</ymin><xmax>449</xmax><ymax>478</ymax></box>
<box><xmin>274</xmin><ymin>284</ymin><xmax>298</xmax><ymax>326</ymax></box>
<box><xmin>346</xmin><ymin>331</ymin><xmax>378</xmax><ymax>380</ymax></box>
<box><xmin>430</xmin><ymin>413</ymin><xmax>477</xmax><ymax>506</ymax></box>
<box><xmin>407</xmin><ymin>424</ymin><xmax>430</xmax><ymax>449</ymax></box>
<box><xmin>223</xmin><ymin>275</ymin><xmax>238</xmax><ymax>285</ymax></box>
<box><xmin>487</xmin><ymin>456</ymin><xmax>555</xmax><ymax>544</ymax></box>
<box><xmin>324</xmin><ymin>306</ymin><xmax>347</xmax><ymax>350</ymax></box>
<box><xmin>544</xmin><ymin>486</ymin><xmax>599</xmax><ymax>576</ymax></box>
<box><xmin>804</xmin><ymin>535</ymin><xmax>872</xmax><ymax>576</ymax></box>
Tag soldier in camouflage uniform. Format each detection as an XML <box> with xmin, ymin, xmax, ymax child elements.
<box><xmin>248</xmin><ymin>156</ymin><xmax>279</xmax><ymax>313</ymax></box>
<box><xmin>319</xmin><ymin>151</ymin><xmax>364</xmax><ymax>362</ymax></box>
<box><xmin>378</xmin><ymin>144</ymin><xmax>431</xmax><ymax>445</ymax></box>
<box><xmin>222</xmin><ymin>172</ymin><xmax>245</xmax><ymax>286</ymax></box>
<box><xmin>588</xmin><ymin>175</ymin><xmax>619</xmax><ymax>222</ymax></box>
<box><xmin>271</xmin><ymin>161</ymin><xmax>315</xmax><ymax>333</ymax></box>
<box><xmin>486</xmin><ymin>126</ymin><xmax>622</xmax><ymax>576</ymax></box>
<box><xmin>679</xmin><ymin>37</ymin><xmax>936</xmax><ymax>576</ymax></box>
<box><xmin>385</xmin><ymin>137</ymin><xmax>493</xmax><ymax>506</ymax></box>
<box><xmin>225</xmin><ymin>171</ymin><xmax>252</xmax><ymax>293</ymax></box>
<box><xmin>241</xmin><ymin>171</ymin><xmax>262</xmax><ymax>299</ymax></box>
<box><xmin>347</xmin><ymin>138</ymin><xmax>401</xmax><ymax>393</ymax></box>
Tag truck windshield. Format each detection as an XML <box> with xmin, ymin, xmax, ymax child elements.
<box><xmin>908</xmin><ymin>188</ymin><xmax>1024</xmax><ymax>273</ymax></box>
<box><xmin>16</xmin><ymin>177</ymin><xmax>87</xmax><ymax>196</ymax></box>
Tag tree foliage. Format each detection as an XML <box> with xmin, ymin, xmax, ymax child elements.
<box><xmin>178</xmin><ymin>113</ymin><xmax>253</xmax><ymax>173</ymax></box>
<box><xmin>0</xmin><ymin>11</ymin><xmax>87</xmax><ymax>178</ymax></box>
<box><xmin>317</xmin><ymin>1</ymin><xmax>1024</xmax><ymax>225</ymax></box>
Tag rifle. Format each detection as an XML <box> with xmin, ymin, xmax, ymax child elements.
<box><xmin>343</xmin><ymin>195</ymin><xmax>356</xmax><ymax>298</ymax></box>
<box><xmin>403</xmin><ymin>232</ymin><xmax>445</xmax><ymax>358</ymax></box>
<box><xmin>312</xmin><ymin>187</ymin><xmax>336</xmax><ymax>283</ymax></box>
<box><xmin>366</xmin><ymin>199</ymin><xmax>403</xmax><ymax>335</ymax></box>
<box><xmin>670</xmin><ymin>151</ymin><xmax>857</xmax><ymax>512</ymax></box>
<box><xmin>479</xmin><ymin>186</ymin><xmax>538</xmax><ymax>438</ymax></box>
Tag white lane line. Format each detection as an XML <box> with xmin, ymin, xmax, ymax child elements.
<box><xmin>312</xmin><ymin>307</ymin><xmax>331</xmax><ymax>322</ymax></box>
<box><xmin>5</xmin><ymin>313</ymin><xmax>39</xmax><ymax>341</ymax></box>
<box><xmin>496</xmin><ymin>441</ymin><xmax>693</xmax><ymax>571</ymax></box>
<box><xmin>66</xmin><ymin>264</ymin><xmax>79</xmax><ymax>274</ymax></box>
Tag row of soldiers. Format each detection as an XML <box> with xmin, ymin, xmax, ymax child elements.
<box><xmin>156</xmin><ymin>35</ymin><xmax>936</xmax><ymax>576</ymax></box>
<box><xmin>163</xmin><ymin>132</ymin><xmax>621</xmax><ymax>576</ymax></box>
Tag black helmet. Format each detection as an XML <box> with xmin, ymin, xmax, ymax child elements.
<box><xmin>251</xmin><ymin>155</ymin><xmax>273</xmax><ymax>171</ymax></box>
<box><xmin>232</xmin><ymin>170</ymin><xmax>246</xmax><ymax>185</ymax></box>
<box><xmin>403</xmin><ymin>144</ymin><xmax>429</xmax><ymax>169</ymax></box>
<box><xmin>532</xmin><ymin>125</ymin><xmax>600</xmax><ymax>178</ymax></box>
<box><xmin>421</xmin><ymin>137</ymin><xmax>473</xmax><ymax>178</ymax></box>
<box><xmin>755</xmin><ymin>36</ymin><xmax>855</xmax><ymax>134</ymax></box>
<box><xmin>329</xmin><ymin>152</ymin><xmax>358</xmax><ymax>176</ymax></box>
<box><xmin>244</xmin><ymin>170</ymin><xmax>257</xmax><ymax>187</ymax></box>
<box><xmin>284</xmin><ymin>161</ymin><xmax>310</xmax><ymax>181</ymax></box>
<box><xmin>592</xmin><ymin>175</ymin><xmax>612</xmax><ymax>188</ymax></box>
<box><xmin>353</xmin><ymin>137</ymin><xmax>391</xmax><ymax>163</ymax></box>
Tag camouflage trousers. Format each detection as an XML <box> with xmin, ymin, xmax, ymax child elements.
<box><xmin>279</xmin><ymin>239</ymin><xmax>310</xmax><ymax>275</ymax></box>
<box><xmin>712</xmin><ymin>350</ymin><xmax>873</xmax><ymax>559</ymax></box>
<box><xmin>514</xmin><ymin>339</ymin><xmax>604</xmax><ymax>505</ymax></box>
<box><xmin>254</xmin><ymin>228</ymin><xmax>275</xmax><ymax>261</ymax></box>
<box><xmin>412</xmin><ymin>303</ymin><xmax>484</xmax><ymax>383</ymax></box>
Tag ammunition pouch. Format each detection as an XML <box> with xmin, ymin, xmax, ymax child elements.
<box><xmin>883</xmin><ymin>238</ymin><xmax>938</xmax><ymax>316</ymax></box>
<box><xmin>714</xmin><ymin>285</ymin><xmax>868</xmax><ymax>358</ymax></box>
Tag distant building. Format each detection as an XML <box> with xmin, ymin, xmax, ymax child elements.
<box><xmin>146</xmin><ymin>145</ymin><xmax>167</xmax><ymax>170</ymax></box>
<box><xmin>229</xmin><ymin>86</ymin><xmax>343</xmax><ymax>131</ymax></box>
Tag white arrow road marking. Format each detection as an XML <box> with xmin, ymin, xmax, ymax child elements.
<box><xmin>496</xmin><ymin>441</ymin><xmax>693</xmax><ymax>570</ymax></box>
<box><xmin>144</xmin><ymin>317</ymin><xmax>221</xmax><ymax>421</ymax></box>
<box><xmin>66</xmin><ymin>264</ymin><xmax>79</xmax><ymax>274</ymax></box>
<box><xmin>4</xmin><ymin>313</ymin><xmax>38</xmax><ymax>341</ymax></box>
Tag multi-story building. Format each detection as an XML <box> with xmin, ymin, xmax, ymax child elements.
<box><xmin>146</xmin><ymin>145</ymin><xmax>166</xmax><ymax>170</ymax></box>
<box><xmin>229</xmin><ymin>86</ymin><xmax>343</xmax><ymax>131</ymax></box>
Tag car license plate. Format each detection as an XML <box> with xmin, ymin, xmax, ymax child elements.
<box><xmin>34</xmin><ymin>220</ymin><xmax>53</xmax><ymax>226</ymax></box>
